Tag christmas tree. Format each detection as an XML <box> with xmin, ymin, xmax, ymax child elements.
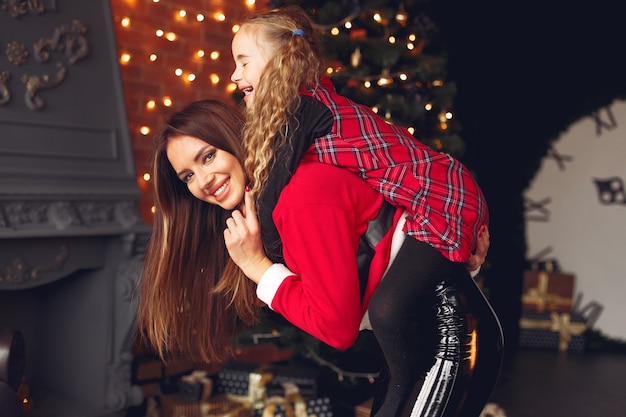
<box><xmin>270</xmin><ymin>0</ymin><xmax>466</xmax><ymax>157</ymax></box>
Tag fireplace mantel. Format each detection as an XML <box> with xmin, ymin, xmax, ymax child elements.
<box><xmin>0</xmin><ymin>1</ymin><xmax>148</xmax><ymax>415</ymax></box>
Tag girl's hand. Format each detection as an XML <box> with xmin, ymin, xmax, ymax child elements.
<box><xmin>224</xmin><ymin>187</ymin><xmax>273</xmax><ymax>284</ymax></box>
<box><xmin>466</xmin><ymin>225</ymin><xmax>490</xmax><ymax>274</ymax></box>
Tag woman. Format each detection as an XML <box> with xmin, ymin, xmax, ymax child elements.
<box><xmin>139</xmin><ymin>97</ymin><xmax>500</xmax><ymax>417</ymax></box>
<box><xmin>137</xmin><ymin>99</ymin><xmax>258</xmax><ymax>363</ymax></box>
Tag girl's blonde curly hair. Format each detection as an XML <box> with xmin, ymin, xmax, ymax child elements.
<box><xmin>239</xmin><ymin>6</ymin><xmax>323</xmax><ymax>201</ymax></box>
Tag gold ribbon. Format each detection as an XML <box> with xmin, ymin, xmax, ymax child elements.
<box><xmin>205</xmin><ymin>395</ymin><xmax>252</xmax><ymax>417</ymax></box>
<box><xmin>261</xmin><ymin>386</ymin><xmax>308</xmax><ymax>417</ymax></box>
<box><xmin>223</xmin><ymin>367</ymin><xmax>309</xmax><ymax>417</ymax></box>
<box><xmin>519</xmin><ymin>312</ymin><xmax>587</xmax><ymax>351</ymax></box>
<box><xmin>522</xmin><ymin>271</ymin><xmax>573</xmax><ymax>312</ymax></box>
<box><xmin>180</xmin><ymin>370</ymin><xmax>214</xmax><ymax>402</ymax></box>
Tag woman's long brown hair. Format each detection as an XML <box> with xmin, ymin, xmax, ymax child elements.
<box><xmin>137</xmin><ymin>99</ymin><xmax>261</xmax><ymax>363</ymax></box>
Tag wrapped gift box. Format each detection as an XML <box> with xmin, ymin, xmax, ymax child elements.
<box><xmin>521</xmin><ymin>270</ymin><xmax>575</xmax><ymax>313</ymax></box>
<box><xmin>215</xmin><ymin>362</ymin><xmax>319</xmax><ymax>401</ymax></box>
<box><xmin>252</xmin><ymin>396</ymin><xmax>333</xmax><ymax>417</ymax></box>
<box><xmin>354</xmin><ymin>398</ymin><xmax>373</xmax><ymax>417</ymax></box>
<box><xmin>160</xmin><ymin>393</ymin><xmax>251</xmax><ymax>417</ymax></box>
<box><xmin>265</xmin><ymin>365</ymin><xmax>318</xmax><ymax>399</ymax></box>
<box><xmin>519</xmin><ymin>311</ymin><xmax>587</xmax><ymax>353</ymax></box>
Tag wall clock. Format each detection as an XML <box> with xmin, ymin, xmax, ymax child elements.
<box><xmin>524</xmin><ymin>99</ymin><xmax>626</xmax><ymax>339</ymax></box>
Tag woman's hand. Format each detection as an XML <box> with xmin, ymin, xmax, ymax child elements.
<box><xmin>466</xmin><ymin>225</ymin><xmax>490</xmax><ymax>275</ymax></box>
<box><xmin>224</xmin><ymin>188</ymin><xmax>273</xmax><ymax>284</ymax></box>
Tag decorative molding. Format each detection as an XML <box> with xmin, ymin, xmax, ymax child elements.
<box><xmin>1</xmin><ymin>0</ymin><xmax>55</xmax><ymax>19</ymax></box>
<box><xmin>33</xmin><ymin>19</ymin><xmax>89</xmax><ymax>64</ymax></box>
<box><xmin>106</xmin><ymin>233</ymin><xmax>148</xmax><ymax>411</ymax></box>
<box><xmin>0</xmin><ymin>244</ymin><xmax>68</xmax><ymax>285</ymax></box>
<box><xmin>0</xmin><ymin>70</ymin><xmax>9</xmax><ymax>104</ymax></box>
<box><xmin>0</xmin><ymin>199</ymin><xmax>142</xmax><ymax>234</ymax></box>
<box><xmin>1</xmin><ymin>17</ymin><xmax>89</xmax><ymax>109</ymax></box>
<box><xmin>5</xmin><ymin>40</ymin><xmax>28</xmax><ymax>65</ymax></box>
<box><xmin>21</xmin><ymin>62</ymin><xmax>66</xmax><ymax>110</ymax></box>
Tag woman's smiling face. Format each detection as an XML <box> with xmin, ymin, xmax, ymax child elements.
<box><xmin>166</xmin><ymin>134</ymin><xmax>246</xmax><ymax>210</ymax></box>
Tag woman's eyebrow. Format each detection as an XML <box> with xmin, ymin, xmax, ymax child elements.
<box><xmin>175</xmin><ymin>145</ymin><xmax>211</xmax><ymax>177</ymax></box>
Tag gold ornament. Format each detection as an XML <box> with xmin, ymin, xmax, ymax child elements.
<box><xmin>350</xmin><ymin>47</ymin><xmax>362</xmax><ymax>68</ymax></box>
<box><xmin>396</xmin><ymin>4</ymin><xmax>409</xmax><ymax>26</ymax></box>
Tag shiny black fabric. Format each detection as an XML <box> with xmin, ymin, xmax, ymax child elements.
<box><xmin>368</xmin><ymin>237</ymin><xmax>504</xmax><ymax>417</ymax></box>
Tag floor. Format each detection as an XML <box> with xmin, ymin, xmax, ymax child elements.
<box><xmin>488</xmin><ymin>348</ymin><xmax>626</xmax><ymax>417</ymax></box>
<box><xmin>126</xmin><ymin>346</ymin><xmax>626</xmax><ymax>417</ymax></box>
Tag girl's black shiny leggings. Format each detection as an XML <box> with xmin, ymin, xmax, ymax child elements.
<box><xmin>368</xmin><ymin>237</ymin><xmax>504</xmax><ymax>417</ymax></box>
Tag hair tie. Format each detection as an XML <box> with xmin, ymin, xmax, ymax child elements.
<box><xmin>292</xmin><ymin>28</ymin><xmax>305</xmax><ymax>38</ymax></box>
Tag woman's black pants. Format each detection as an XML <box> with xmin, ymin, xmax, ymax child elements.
<box><xmin>368</xmin><ymin>237</ymin><xmax>504</xmax><ymax>417</ymax></box>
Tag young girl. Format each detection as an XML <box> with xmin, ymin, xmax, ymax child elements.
<box><xmin>227</xmin><ymin>5</ymin><xmax>503</xmax><ymax>417</ymax></box>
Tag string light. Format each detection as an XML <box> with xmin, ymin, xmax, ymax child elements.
<box><xmin>119</xmin><ymin>0</ymin><xmax>444</xmax><ymax>224</ymax></box>
<box><xmin>305</xmin><ymin>348</ymin><xmax>379</xmax><ymax>383</ymax></box>
<box><xmin>119</xmin><ymin>53</ymin><xmax>131</xmax><ymax>64</ymax></box>
<box><xmin>112</xmin><ymin>1</ymin><xmax>262</xmax><ymax>224</ymax></box>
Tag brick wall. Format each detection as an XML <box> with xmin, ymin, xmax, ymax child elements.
<box><xmin>109</xmin><ymin>0</ymin><xmax>268</xmax><ymax>224</ymax></box>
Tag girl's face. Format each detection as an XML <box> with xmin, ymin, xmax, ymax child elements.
<box><xmin>231</xmin><ymin>25</ymin><xmax>273</xmax><ymax>106</ymax></box>
<box><xmin>166</xmin><ymin>135</ymin><xmax>246</xmax><ymax>210</ymax></box>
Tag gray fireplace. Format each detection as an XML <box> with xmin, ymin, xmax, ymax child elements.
<box><xmin>0</xmin><ymin>1</ymin><xmax>148</xmax><ymax>416</ymax></box>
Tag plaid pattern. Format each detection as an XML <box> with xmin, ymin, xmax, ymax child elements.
<box><xmin>300</xmin><ymin>77</ymin><xmax>488</xmax><ymax>262</ymax></box>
